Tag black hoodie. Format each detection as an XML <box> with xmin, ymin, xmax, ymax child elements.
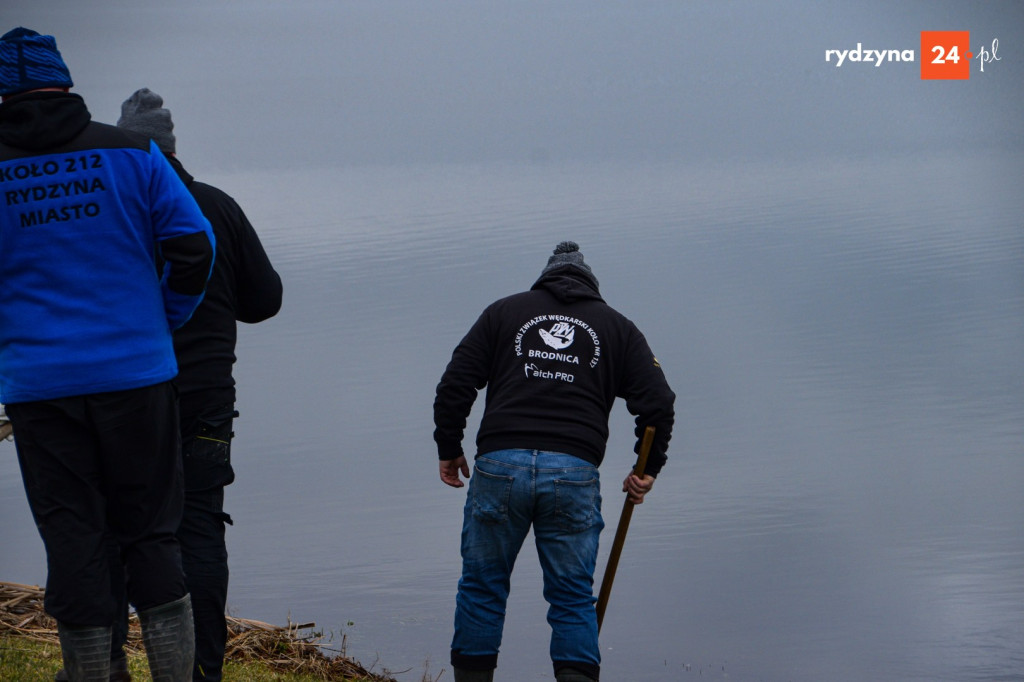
<box><xmin>433</xmin><ymin>266</ymin><xmax>675</xmax><ymax>475</ymax></box>
<box><xmin>0</xmin><ymin>91</ymin><xmax>90</xmax><ymax>151</ymax></box>
<box><xmin>161</xmin><ymin>153</ymin><xmax>283</xmax><ymax>430</ymax></box>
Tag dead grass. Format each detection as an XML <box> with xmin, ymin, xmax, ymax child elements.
<box><xmin>0</xmin><ymin>581</ymin><xmax>399</xmax><ymax>681</ymax></box>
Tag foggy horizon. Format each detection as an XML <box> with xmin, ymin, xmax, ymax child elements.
<box><xmin>7</xmin><ymin>1</ymin><xmax>1021</xmax><ymax>171</ymax></box>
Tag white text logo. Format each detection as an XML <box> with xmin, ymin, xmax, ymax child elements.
<box><xmin>825</xmin><ymin>43</ymin><xmax>915</xmax><ymax>67</ymax></box>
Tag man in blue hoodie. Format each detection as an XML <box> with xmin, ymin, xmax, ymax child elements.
<box><xmin>0</xmin><ymin>27</ymin><xmax>214</xmax><ymax>681</ymax></box>
<box><xmin>433</xmin><ymin>242</ymin><xmax>675</xmax><ymax>682</ymax></box>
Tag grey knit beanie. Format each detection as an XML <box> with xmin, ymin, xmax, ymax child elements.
<box><xmin>541</xmin><ymin>241</ymin><xmax>596</xmax><ymax>281</ymax></box>
<box><xmin>117</xmin><ymin>87</ymin><xmax>175</xmax><ymax>154</ymax></box>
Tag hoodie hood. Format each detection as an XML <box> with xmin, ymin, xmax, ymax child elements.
<box><xmin>0</xmin><ymin>91</ymin><xmax>90</xmax><ymax>151</ymax></box>
<box><xmin>531</xmin><ymin>266</ymin><xmax>604</xmax><ymax>304</ymax></box>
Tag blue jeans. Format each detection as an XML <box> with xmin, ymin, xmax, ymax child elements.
<box><xmin>452</xmin><ymin>449</ymin><xmax>604</xmax><ymax>679</ymax></box>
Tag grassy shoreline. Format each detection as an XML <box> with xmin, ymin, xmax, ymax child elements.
<box><xmin>0</xmin><ymin>636</ymin><xmax>354</xmax><ymax>682</ymax></box>
<box><xmin>1</xmin><ymin>581</ymin><xmax>411</xmax><ymax>682</ymax></box>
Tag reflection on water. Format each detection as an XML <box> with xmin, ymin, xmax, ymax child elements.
<box><xmin>2</xmin><ymin>154</ymin><xmax>1022</xmax><ymax>681</ymax></box>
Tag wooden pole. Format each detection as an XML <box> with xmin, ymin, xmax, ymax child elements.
<box><xmin>595</xmin><ymin>425</ymin><xmax>655</xmax><ymax>632</ymax></box>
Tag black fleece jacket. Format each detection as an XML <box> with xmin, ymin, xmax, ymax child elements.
<box><xmin>433</xmin><ymin>266</ymin><xmax>675</xmax><ymax>476</ymax></box>
<box><xmin>163</xmin><ymin>155</ymin><xmax>282</xmax><ymax>428</ymax></box>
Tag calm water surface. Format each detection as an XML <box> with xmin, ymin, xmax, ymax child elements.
<box><xmin>2</xmin><ymin>154</ymin><xmax>1022</xmax><ymax>681</ymax></box>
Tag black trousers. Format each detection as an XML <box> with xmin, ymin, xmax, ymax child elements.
<box><xmin>8</xmin><ymin>382</ymin><xmax>187</xmax><ymax>626</ymax></box>
<box><xmin>180</xmin><ymin>407</ymin><xmax>235</xmax><ymax>681</ymax></box>
<box><xmin>104</xmin><ymin>407</ymin><xmax>236</xmax><ymax>680</ymax></box>
<box><xmin>100</xmin><ymin>489</ymin><xmax>232</xmax><ymax>680</ymax></box>
<box><xmin>179</xmin><ymin>487</ymin><xmax>232</xmax><ymax>681</ymax></box>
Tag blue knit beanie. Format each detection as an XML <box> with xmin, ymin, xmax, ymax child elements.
<box><xmin>0</xmin><ymin>27</ymin><xmax>73</xmax><ymax>97</ymax></box>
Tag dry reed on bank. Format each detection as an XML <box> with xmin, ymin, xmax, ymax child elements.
<box><xmin>0</xmin><ymin>581</ymin><xmax>396</xmax><ymax>681</ymax></box>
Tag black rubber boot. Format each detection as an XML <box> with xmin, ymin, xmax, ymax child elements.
<box><xmin>55</xmin><ymin>656</ymin><xmax>131</xmax><ymax>682</ymax></box>
<box><xmin>555</xmin><ymin>668</ymin><xmax>597</xmax><ymax>682</ymax></box>
<box><xmin>453</xmin><ymin>668</ymin><xmax>495</xmax><ymax>682</ymax></box>
<box><xmin>56</xmin><ymin>623</ymin><xmax>112</xmax><ymax>682</ymax></box>
<box><xmin>138</xmin><ymin>594</ymin><xmax>195</xmax><ymax>681</ymax></box>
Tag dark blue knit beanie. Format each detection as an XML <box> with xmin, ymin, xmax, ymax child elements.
<box><xmin>0</xmin><ymin>27</ymin><xmax>73</xmax><ymax>97</ymax></box>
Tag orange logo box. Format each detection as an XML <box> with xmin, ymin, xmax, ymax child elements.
<box><xmin>921</xmin><ymin>31</ymin><xmax>971</xmax><ymax>80</ymax></box>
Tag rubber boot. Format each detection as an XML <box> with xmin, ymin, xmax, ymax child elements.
<box><xmin>138</xmin><ymin>594</ymin><xmax>195</xmax><ymax>681</ymax></box>
<box><xmin>56</xmin><ymin>623</ymin><xmax>112</xmax><ymax>682</ymax></box>
<box><xmin>555</xmin><ymin>668</ymin><xmax>597</xmax><ymax>682</ymax></box>
<box><xmin>55</xmin><ymin>656</ymin><xmax>131</xmax><ymax>682</ymax></box>
<box><xmin>453</xmin><ymin>668</ymin><xmax>495</xmax><ymax>682</ymax></box>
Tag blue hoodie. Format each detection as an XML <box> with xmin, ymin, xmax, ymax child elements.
<box><xmin>0</xmin><ymin>91</ymin><xmax>214</xmax><ymax>403</ymax></box>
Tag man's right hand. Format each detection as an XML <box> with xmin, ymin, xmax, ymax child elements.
<box><xmin>440</xmin><ymin>456</ymin><xmax>470</xmax><ymax>488</ymax></box>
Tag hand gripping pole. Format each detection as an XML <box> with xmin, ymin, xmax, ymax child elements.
<box><xmin>596</xmin><ymin>425</ymin><xmax>655</xmax><ymax>632</ymax></box>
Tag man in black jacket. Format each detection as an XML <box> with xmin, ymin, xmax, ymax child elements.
<box><xmin>434</xmin><ymin>242</ymin><xmax>675</xmax><ymax>682</ymax></box>
<box><xmin>113</xmin><ymin>88</ymin><xmax>282</xmax><ymax>682</ymax></box>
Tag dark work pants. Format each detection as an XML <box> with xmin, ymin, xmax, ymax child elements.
<box><xmin>180</xmin><ymin>408</ymin><xmax>234</xmax><ymax>682</ymax></box>
<box><xmin>179</xmin><ymin>487</ymin><xmax>231</xmax><ymax>681</ymax></box>
<box><xmin>73</xmin><ymin>403</ymin><xmax>234</xmax><ymax>675</ymax></box>
<box><xmin>8</xmin><ymin>382</ymin><xmax>187</xmax><ymax>626</ymax></box>
<box><xmin>97</xmin><ymin>487</ymin><xmax>231</xmax><ymax>680</ymax></box>
<box><xmin>104</xmin><ymin>540</ymin><xmax>130</xmax><ymax>664</ymax></box>
<box><xmin>103</xmin><ymin>408</ymin><xmax>235</xmax><ymax>680</ymax></box>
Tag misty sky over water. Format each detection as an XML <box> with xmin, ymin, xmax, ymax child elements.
<box><xmin>7</xmin><ymin>1</ymin><xmax>1022</xmax><ymax>170</ymax></box>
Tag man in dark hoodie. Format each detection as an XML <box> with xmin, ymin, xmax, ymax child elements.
<box><xmin>0</xmin><ymin>27</ymin><xmax>214</xmax><ymax>682</ymax></box>
<box><xmin>433</xmin><ymin>242</ymin><xmax>675</xmax><ymax>682</ymax></box>
<box><xmin>112</xmin><ymin>87</ymin><xmax>283</xmax><ymax>682</ymax></box>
